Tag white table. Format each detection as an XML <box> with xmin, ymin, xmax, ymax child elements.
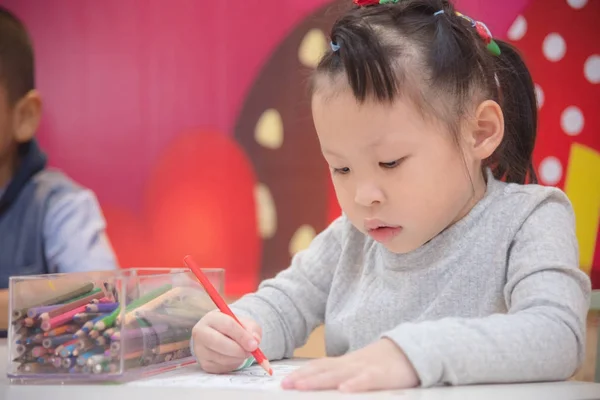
<box><xmin>1</xmin><ymin>339</ymin><xmax>600</xmax><ymax>400</ymax></box>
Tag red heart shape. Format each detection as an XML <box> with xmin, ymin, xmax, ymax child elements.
<box><xmin>104</xmin><ymin>130</ymin><xmax>261</xmax><ymax>297</ymax></box>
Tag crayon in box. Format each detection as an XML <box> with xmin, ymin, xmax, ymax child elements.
<box><xmin>7</xmin><ymin>267</ymin><xmax>223</xmax><ymax>382</ymax></box>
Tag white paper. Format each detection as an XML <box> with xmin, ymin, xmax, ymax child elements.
<box><xmin>128</xmin><ymin>364</ymin><xmax>300</xmax><ymax>390</ymax></box>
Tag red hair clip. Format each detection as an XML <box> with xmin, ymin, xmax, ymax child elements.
<box><xmin>455</xmin><ymin>11</ymin><xmax>500</xmax><ymax>56</ymax></box>
<box><xmin>474</xmin><ymin>21</ymin><xmax>492</xmax><ymax>44</ymax></box>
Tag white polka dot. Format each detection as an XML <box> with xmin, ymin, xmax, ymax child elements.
<box><xmin>534</xmin><ymin>84</ymin><xmax>544</xmax><ymax>109</ymax></box>
<box><xmin>567</xmin><ymin>0</ymin><xmax>588</xmax><ymax>9</ymax></box>
<box><xmin>507</xmin><ymin>15</ymin><xmax>527</xmax><ymax>41</ymax></box>
<box><xmin>539</xmin><ymin>157</ymin><xmax>563</xmax><ymax>185</ymax></box>
<box><xmin>543</xmin><ymin>33</ymin><xmax>567</xmax><ymax>62</ymax></box>
<box><xmin>584</xmin><ymin>54</ymin><xmax>600</xmax><ymax>84</ymax></box>
<box><xmin>561</xmin><ymin>106</ymin><xmax>585</xmax><ymax>136</ymax></box>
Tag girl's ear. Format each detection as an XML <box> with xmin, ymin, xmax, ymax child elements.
<box><xmin>463</xmin><ymin>99</ymin><xmax>504</xmax><ymax>161</ymax></box>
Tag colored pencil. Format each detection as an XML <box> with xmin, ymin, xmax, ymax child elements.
<box><xmin>13</xmin><ymin>282</ymin><xmax>95</xmax><ymax>319</ymax></box>
<box><xmin>116</xmin><ymin>284</ymin><xmax>173</xmax><ymax>326</ymax></box>
<box><xmin>94</xmin><ymin>284</ymin><xmax>172</xmax><ymax>332</ymax></box>
<box><xmin>44</xmin><ymin>324</ymin><xmax>78</xmax><ymax>337</ymax></box>
<box><xmin>41</xmin><ymin>304</ymin><xmax>88</xmax><ymax>332</ymax></box>
<box><xmin>62</xmin><ymin>357</ymin><xmax>77</xmax><ymax>369</ymax></box>
<box><xmin>127</xmin><ymin>288</ymin><xmax>186</xmax><ymax>317</ymax></box>
<box><xmin>73</xmin><ymin>312</ymin><xmax>102</xmax><ymax>324</ymax></box>
<box><xmin>20</xmin><ymin>363</ymin><xmax>57</xmax><ymax>373</ymax></box>
<box><xmin>86</xmin><ymin>302</ymin><xmax>119</xmax><ymax>313</ymax></box>
<box><xmin>31</xmin><ymin>346</ymin><xmax>51</xmax><ymax>358</ymax></box>
<box><xmin>72</xmin><ymin>342</ymin><xmax>95</xmax><ymax>357</ymax></box>
<box><xmin>86</xmin><ymin>354</ymin><xmax>107</xmax><ymax>367</ymax></box>
<box><xmin>26</xmin><ymin>333</ymin><xmax>44</xmax><ymax>345</ymax></box>
<box><xmin>42</xmin><ymin>334</ymin><xmax>73</xmax><ymax>349</ymax></box>
<box><xmin>111</xmin><ymin>324</ymin><xmax>169</xmax><ymax>341</ymax></box>
<box><xmin>151</xmin><ymin>340</ymin><xmax>189</xmax><ymax>355</ymax></box>
<box><xmin>39</xmin><ymin>289</ymin><xmax>103</xmax><ymax>320</ymax></box>
<box><xmin>59</xmin><ymin>343</ymin><xmax>79</xmax><ymax>358</ymax></box>
<box><xmin>54</xmin><ymin>339</ymin><xmax>79</xmax><ymax>356</ymax></box>
<box><xmin>183</xmin><ymin>255</ymin><xmax>272</xmax><ymax>375</ymax></box>
<box><xmin>74</xmin><ymin>313</ymin><xmax>108</xmax><ymax>337</ymax></box>
<box><xmin>27</xmin><ymin>305</ymin><xmax>62</xmax><ymax>319</ymax></box>
<box><xmin>36</xmin><ymin>355</ymin><xmax>53</xmax><ymax>365</ymax></box>
<box><xmin>102</xmin><ymin>328</ymin><xmax>116</xmax><ymax>339</ymax></box>
<box><xmin>76</xmin><ymin>349</ymin><xmax>104</xmax><ymax>367</ymax></box>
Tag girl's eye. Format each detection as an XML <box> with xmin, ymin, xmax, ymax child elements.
<box><xmin>379</xmin><ymin>159</ymin><xmax>402</xmax><ymax>169</ymax></box>
<box><xmin>333</xmin><ymin>167</ymin><xmax>350</xmax><ymax>175</ymax></box>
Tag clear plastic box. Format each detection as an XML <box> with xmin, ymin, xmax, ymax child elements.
<box><xmin>7</xmin><ymin>268</ymin><xmax>223</xmax><ymax>382</ymax></box>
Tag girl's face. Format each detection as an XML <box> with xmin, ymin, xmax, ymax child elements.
<box><xmin>312</xmin><ymin>89</ymin><xmax>487</xmax><ymax>254</ymax></box>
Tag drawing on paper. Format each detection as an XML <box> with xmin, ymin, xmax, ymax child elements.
<box><xmin>128</xmin><ymin>364</ymin><xmax>300</xmax><ymax>390</ymax></box>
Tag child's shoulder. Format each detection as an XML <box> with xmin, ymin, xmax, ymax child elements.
<box><xmin>491</xmin><ymin>179</ymin><xmax>575</xmax><ymax>229</ymax></box>
<box><xmin>30</xmin><ymin>168</ymin><xmax>90</xmax><ymax>200</ymax></box>
<box><xmin>498</xmin><ymin>180</ymin><xmax>572</xmax><ymax>208</ymax></box>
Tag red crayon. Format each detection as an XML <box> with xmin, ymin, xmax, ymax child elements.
<box><xmin>183</xmin><ymin>255</ymin><xmax>272</xmax><ymax>376</ymax></box>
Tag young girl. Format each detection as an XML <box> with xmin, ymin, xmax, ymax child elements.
<box><xmin>191</xmin><ymin>0</ymin><xmax>591</xmax><ymax>392</ymax></box>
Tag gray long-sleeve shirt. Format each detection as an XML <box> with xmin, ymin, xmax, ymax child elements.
<box><xmin>231</xmin><ymin>174</ymin><xmax>591</xmax><ymax>387</ymax></box>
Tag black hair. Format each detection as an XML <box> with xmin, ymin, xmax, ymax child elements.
<box><xmin>313</xmin><ymin>0</ymin><xmax>537</xmax><ymax>184</ymax></box>
<box><xmin>0</xmin><ymin>6</ymin><xmax>35</xmax><ymax>105</ymax></box>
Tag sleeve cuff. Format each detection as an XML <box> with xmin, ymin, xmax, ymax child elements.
<box><xmin>381</xmin><ymin>325</ymin><xmax>441</xmax><ymax>388</ymax></box>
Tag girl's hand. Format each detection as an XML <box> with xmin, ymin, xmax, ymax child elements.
<box><xmin>191</xmin><ymin>310</ymin><xmax>262</xmax><ymax>374</ymax></box>
<box><xmin>282</xmin><ymin>338</ymin><xmax>419</xmax><ymax>392</ymax></box>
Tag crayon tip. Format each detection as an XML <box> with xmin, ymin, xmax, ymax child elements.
<box><xmin>259</xmin><ymin>359</ymin><xmax>273</xmax><ymax>376</ymax></box>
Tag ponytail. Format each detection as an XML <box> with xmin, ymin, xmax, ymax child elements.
<box><xmin>490</xmin><ymin>40</ymin><xmax>538</xmax><ymax>184</ymax></box>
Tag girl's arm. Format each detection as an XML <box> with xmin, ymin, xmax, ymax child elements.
<box><xmin>230</xmin><ymin>215</ymin><xmax>349</xmax><ymax>361</ymax></box>
<box><xmin>383</xmin><ymin>195</ymin><xmax>591</xmax><ymax>387</ymax></box>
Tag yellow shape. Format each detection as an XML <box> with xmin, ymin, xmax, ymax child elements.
<box><xmin>289</xmin><ymin>225</ymin><xmax>317</xmax><ymax>256</ymax></box>
<box><xmin>254</xmin><ymin>109</ymin><xmax>283</xmax><ymax>149</ymax></box>
<box><xmin>564</xmin><ymin>143</ymin><xmax>600</xmax><ymax>275</ymax></box>
<box><xmin>298</xmin><ymin>28</ymin><xmax>327</xmax><ymax>68</ymax></box>
<box><xmin>254</xmin><ymin>183</ymin><xmax>277</xmax><ymax>239</ymax></box>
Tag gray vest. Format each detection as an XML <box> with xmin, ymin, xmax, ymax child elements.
<box><xmin>0</xmin><ymin>170</ymin><xmax>78</xmax><ymax>288</ymax></box>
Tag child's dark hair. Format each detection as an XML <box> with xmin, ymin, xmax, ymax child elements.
<box><xmin>0</xmin><ymin>6</ymin><xmax>35</xmax><ymax>105</ymax></box>
<box><xmin>313</xmin><ymin>0</ymin><xmax>538</xmax><ymax>184</ymax></box>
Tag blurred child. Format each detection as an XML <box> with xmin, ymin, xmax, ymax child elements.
<box><xmin>0</xmin><ymin>7</ymin><xmax>118</xmax><ymax>330</ymax></box>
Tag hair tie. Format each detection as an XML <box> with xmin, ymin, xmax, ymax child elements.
<box><xmin>330</xmin><ymin>41</ymin><xmax>341</xmax><ymax>52</ymax></box>
<box><xmin>433</xmin><ymin>10</ymin><xmax>445</xmax><ymax>16</ymax></box>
